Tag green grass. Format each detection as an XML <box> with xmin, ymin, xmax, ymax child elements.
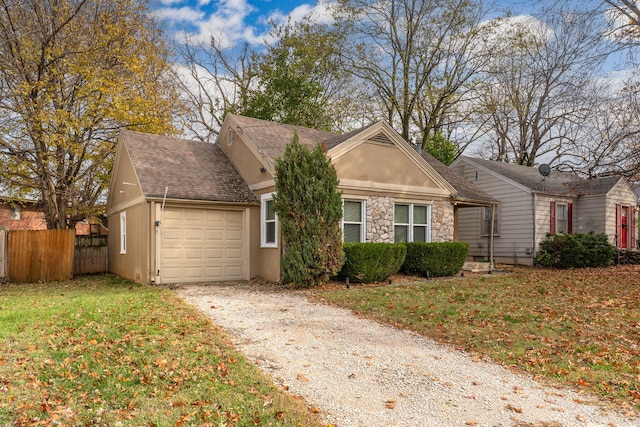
<box><xmin>0</xmin><ymin>275</ymin><xmax>323</xmax><ymax>426</ymax></box>
<box><xmin>314</xmin><ymin>265</ymin><xmax>640</xmax><ymax>414</ymax></box>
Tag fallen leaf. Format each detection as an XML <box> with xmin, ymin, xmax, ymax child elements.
<box><xmin>506</xmin><ymin>404</ymin><xmax>523</xmax><ymax>413</ymax></box>
<box><xmin>465</xmin><ymin>421</ymin><xmax>479</xmax><ymax>426</ymax></box>
<box><xmin>311</xmin><ymin>406</ymin><xmax>320</xmax><ymax>413</ymax></box>
<box><xmin>385</xmin><ymin>399</ymin><xmax>396</xmax><ymax>409</ymax></box>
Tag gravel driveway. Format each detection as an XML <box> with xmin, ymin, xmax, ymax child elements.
<box><xmin>175</xmin><ymin>283</ymin><xmax>636</xmax><ymax>427</ymax></box>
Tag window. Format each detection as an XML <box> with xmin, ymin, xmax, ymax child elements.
<box><xmin>556</xmin><ymin>204</ymin><xmax>568</xmax><ymax>233</ymax></box>
<box><xmin>394</xmin><ymin>204</ymin><xmax>431</xmax><ymax>243</ymax></box>
<box><xmin>119</xmin><ymin>212</ymin><xmax>126</xmax><ymax>254</ymax></box>
<box><xmin>482</xmin><ymin>206</ymin><xmax>499</xmax><ymax>236</ymax></box>
<box><xmin>550</xmin><ymin>201</ymin><xmax>572</xmax><ymax>234</ymax></box>
<box><xmin>261</xmin><ymin>193</ymin><xmax>278</xmax><ymax>247</ymax></box>
<box><xmin>10</xmin><ymin>205</ymin><xmax>21</xmax><ymax>220</ymax></box>
<box><xmin>343</xmin><ymin>200</ymin><xmax>365</xmax><ymax>242</ymax></box>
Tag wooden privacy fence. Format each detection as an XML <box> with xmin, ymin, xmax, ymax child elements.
<box><xmin>8</xmin><ymin>229</ymin><xmax>75</xmax><ymax>283</ymax></box>
<box><xmin>3</xmin><ymin>230</ymin><xmax>108</xmax><ymax>283</ymax></box>
<box><xmin>74</xmin><ymin>235</ymin><xmax>108</xmax><ymax>275</ymax></box>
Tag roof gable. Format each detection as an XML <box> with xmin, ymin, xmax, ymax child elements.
<box><xmin>328</xmin><ymin>121</ymin><xmax>456</xmax><ymax>195</ymax></box>
<box><xmin>224</xmin><ymin>114</ymin><xmax>338</xmax><ymax>167</ymax></box>
<box><xmin>119</xmin><ymin>130</ymin><xmax>258</xmax><ymax>204</ymax></box>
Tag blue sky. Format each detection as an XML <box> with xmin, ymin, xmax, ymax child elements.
<box><xmin>150</xmin><ymin>0</ymin><xmax>545</xmax><ymax>47</ymax></box>
<box><xmin>150</xmin><ymin>0</ymin><xmax>336</xmax><ymax>47</ymax></box>
<box><xmin>149</xmin><ymin>0</ymin><xmax>628</xmax><ymax>74</ymax></box>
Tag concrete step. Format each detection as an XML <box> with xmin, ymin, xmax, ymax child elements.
<box><xmin>462</xmin><ymin>261</ymin><xmax>491</xmax><ymax>273</ymax></box>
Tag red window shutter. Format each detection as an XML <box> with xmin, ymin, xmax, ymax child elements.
<box><xmin>567</xmin><ymin>202</ymin><xmax>573</xmax><ymax>234</ymax></box>
<box><xmin>631</xmin><ymin>207</ymin><xmax>637</xmax><ymax>249</ymax></box>
<box><xmin>616</xmin><ymin>204</ymin><xmax>621</xmax><ymax>247</ymax></box>
<box><xmin>550</xmin><ymin>201</ymin><xmax>556</xmax><ymax>234</ymax></box>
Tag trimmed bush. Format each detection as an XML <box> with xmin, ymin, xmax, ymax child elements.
<box><xmin>402</xmin><ymin>242</ymin><xmax>469</xmax><ymax>278</ymax></box>
<box><xmin>340</xmin><ymin>243</ymin><xmax>407</xmax><ymax>283</ymax></box>
<box><xmin>536</xmin><ymin>232</ymin><xmax>615</xmax><ymax>268</ymax></box>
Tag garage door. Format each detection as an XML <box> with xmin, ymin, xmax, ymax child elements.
<box><xmin>160</xmin><ymin>207</ymin><xmax>244</xmax><ymax>283</ymax></box>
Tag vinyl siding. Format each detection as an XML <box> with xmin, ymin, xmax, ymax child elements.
<box><xmin>605</xmin><ymin>180</ymin><xmax>638</xmax><ymax>247</ymax></box>
<box><xmin>575</xmin><ymin>195</ymin><xmax>605</xmax><ymax>235</ymax></box>
<box><xmin>452</xmin><ymin>160</ymin><xmax>534</xmax><ymax>265</ymax></box>
<box><xmin>534</xmin><ymin>195</ymin><xmax>575</xmax><ymax>251</ymax></box>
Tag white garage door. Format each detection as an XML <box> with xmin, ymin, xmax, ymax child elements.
<box><xmin>160</xmin><ymin>207</ymin><xmax>244</xmax><ymax>283</ymax></box>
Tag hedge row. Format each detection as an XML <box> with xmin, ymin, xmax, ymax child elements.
<box><xmin>403</xmin><ymin>242</ymin><xmax>469</xmax><ymax>278</ymax></box>
<box><xmin>340</xmin><ymin>243</ymin><xmax>406</xmax><ymax>283</ymax></box>
<box><xmin>339</xmin><ymin>241</ymin><xmax>469</xmax><ymax>283</ymax></box>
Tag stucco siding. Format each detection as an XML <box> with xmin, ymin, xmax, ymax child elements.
<box><xmin>108</xmin><ymin>144</ymin><xmax>144</xmax><ymax>211</ymax></box>
<box><xmin>333</xmin><ymin>141</ymin><xmax>440</xmax><ymax>191</ymax></box>
<box><xmin>219</xmin><ymin>127</ymin><xmax>273</xmax><ymax>187</ymax></box>
<box><xmin>108</xmin><ymin>201</ymin><xmax>151</xmax><ymax>283</ymax></box>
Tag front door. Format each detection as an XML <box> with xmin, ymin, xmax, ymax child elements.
<box><xmin>621</xmin><ymin>206</ymin><xmax>628</xmax><ymax>249</ymax></box>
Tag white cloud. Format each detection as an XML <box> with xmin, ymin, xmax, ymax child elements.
<box><xmin>156</xmin><ymin>0</ymin><xmax>337</xmax><ymax>48</ymax></box>
<box><xmin>153</xmin><ymin>6</ymin><xmax>204</xmax><ymax>23</ymax></box>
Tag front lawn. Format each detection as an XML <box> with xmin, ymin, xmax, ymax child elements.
<box><xmin>314</xmin><ymin>265</ymin><xmax>640</xmax><ymax>414</ymax></box>
<box><xmin>0</xmin><ymin>275</ymin><xmax>323</xmax><ymax>426</ymax></box>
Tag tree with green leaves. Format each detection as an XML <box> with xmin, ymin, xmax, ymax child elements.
<box><xmin>424</xmin><ymin>131</ymin><xmax>457</xmax><ymax>166</ymax></box>
<box><xmin>237</xmin><ymin>19</ymin><xmax>346</xmax><ymax>131</ymax></box>
<box><xmin>0</xmin><ymin>0</ymin><xmax>181</xmax><ymax>229</ymax></box>
<box><xmin>273</xmin><ymin>132</ymin><xmax>344</xmax><ymax>286</ymax></box>
<box><xmin>177</xmin><ymin>16</ymin><xmax>349</xmax><ymax>137</ymax></box>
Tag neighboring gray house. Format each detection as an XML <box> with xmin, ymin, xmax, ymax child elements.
<box><xmin>451</xmin><ymin>156</ymin><xmax>638</xmax><ymax>265</ymax></box>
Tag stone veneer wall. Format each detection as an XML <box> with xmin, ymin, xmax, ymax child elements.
<box><xmin>365</xmin><ymin>196</ymin><xmax>454</xmax><ymax>243</ymax></box>
<box><xmin>431</xmin><ymin>200</ymin><xmax>454</xmax><ymax>242</ymax></box>
<box><xmin>366</xmin><ymin>196</ymin><xmax>394</xmax><ymax>243</ymax></box>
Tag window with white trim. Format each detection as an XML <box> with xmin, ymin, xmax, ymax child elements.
<box><xmin>482</xmin><ymin>206</ymin><xmax>499</xmax><ymax>236</ymax></box>
<box><xmin>556</xmin><ymin>203</ymin><xmax>568</xmax><ymax>233</ymax></box>
<box><xmin>343</xmin><ymin>200</ymin><xmax>365</xmax><ymax>242</ymax></box>
<box><xmin>394</xmin><ymin>204</ymin><xmax>431</xmax><ymax>243</ymax></box>
<box><xmin>261</xmin><ymin>193</ymin><xmax>278</xmax><ymax>247</ymax></box>
<box><xmin>119</xmin><ymin>212</ymin><xmax>126</xmax><ymax>254</ymax></box>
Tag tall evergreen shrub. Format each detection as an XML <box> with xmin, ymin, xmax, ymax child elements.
<box><xmin>273</xmin><ymin>131</ymin><xmax>344</xmax><ymax>286</ymax></box>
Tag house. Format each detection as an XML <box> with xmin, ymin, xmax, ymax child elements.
<box><xmin>107</xmin><ymin>114</ymin><xmax>488</xmax><ymax>284</ymax></box>
<box><xmin>450</xmin><ymin>156</ymin><xmax>638</xmax><ymax>265</ymax></box>
<box><xmin>0</xmin><ymin>197</ymin><xmax>107</xmax><ymax>235</ymax></box>
<box><xmin>0</xmin><ymin>198</ymin><xmax>47</xmax><ymax>231</ymax></box>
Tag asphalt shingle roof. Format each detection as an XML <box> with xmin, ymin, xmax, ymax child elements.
<box><xmin>121</xmin><ymin>129</ymin><xmax>258</xmax><ymax>204</ymax></box>
<box><xmin>420</xmin><ymin>152</ymin><xmax>496</xmax><ymax>205</ymax></box>
<box><xmin>229</xmin><ymin>115</ymin><xmax>339</xmax><ymax>164</ymax></box>
<box><xmin>459</xmin><ymin>156</ymin><xmax>620</xmax><ymax>197</ymax></box>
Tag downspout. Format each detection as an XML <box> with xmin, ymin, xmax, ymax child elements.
<box><xmin>150</xmin><ymin>201</ymin><xmax>155</xmax><ymax>282</ymax></box>
<box><xmin>490</xmin><ymin>203</ymin><xmax>495</xmax><ymax>273</ymax></box>
<box><xmin>155</xmin><ymin>187</ymin><xmax>168</xmax><ymax>284</ymax></box>
<box><xmin>532</xmin><ymin>191</ymin><xmax>537</xmax><ymax>265</ymax></box>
